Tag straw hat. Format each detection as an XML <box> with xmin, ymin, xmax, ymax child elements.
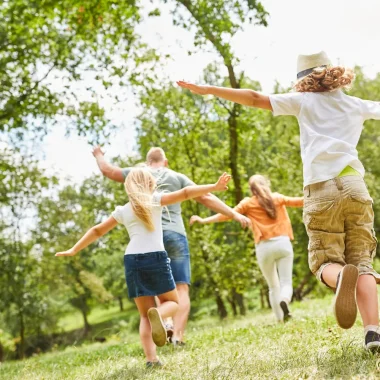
<box><xmin>297</xmin><ymin>51</ymin><xmax>331</xmax><ymax>79</ymax></box>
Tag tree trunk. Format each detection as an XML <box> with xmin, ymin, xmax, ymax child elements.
<box><xmin>215</xmin><ymin>292</ymin><xmax>228</xmax><ymax>319</ymax></box>
<box><xmin>227</xmin><ymin>295</ymin><xmax>238</xmax><ymax>316</ymax></box>
<box><xmin>232</xmin><ymin>288</ymin><xmax>246</xmax><ymax>316</ymax></box>
<box><xmin>228</xmin><ymin>108</ymin><xmax>243</xmax><ymax>203</ymax></box>
<box><xmin>18</xmin><ymin>311</ymin><xmax>25</xmax><ymax>359</ymax></box>
<box><xmin>79</xmin><ymin>299</ymin><xmax>91</xmax><ymax>334</ymax></box>
<box><xmin>0</xmin><ymin>340</ymin><xmax>4</xmax><ymax>362</ymax></box>
<box><xmin>293</xmin><ymin>273</ymin><xmax>314</xmax><ymax>301</ymax></box>
<box><xmin>117</xmin><ymin>296</ymin><xmax>124</xmax><ymax>312</ymax></box>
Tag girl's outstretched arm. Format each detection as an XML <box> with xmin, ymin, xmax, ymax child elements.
<box><xmin>283</xmin><ymin>196</ymin><xmax>304</xmax><ymax>208</ymax></box>
<box><xmin>55</xmin><ymin>216</ymin><xmax>118</xmax><ymax>257</ymax></box>
<box><xmin>177</xmin><ymin>81</ymin><xmax>273</xmax><ymax>111</ymax></box>
<box><xmin>160</xmin><ymin>172</ymin><xmax>231</xmax><ymax>206</ymax></box>
<box><xmin>190</xmin><ymin>214</ymin><xmax>226</xmax><ymax>225</ymax></box>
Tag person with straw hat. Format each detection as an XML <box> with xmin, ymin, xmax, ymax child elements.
<box><xmin>177</xmin><ymin>51</ymin><xmax>380</xmax><ymax>350</ymax></box>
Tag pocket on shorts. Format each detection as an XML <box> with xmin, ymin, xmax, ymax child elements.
<box><xmin>304</xmin><ymin>199</ymin><xmax>335</xmax><ymax>215</ymax></box>
<box><xmin>350</xmin><ymin>194</ymin><xmax>373</xmax><ymax>205</ymax></box>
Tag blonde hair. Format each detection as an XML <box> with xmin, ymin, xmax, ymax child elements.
<box><xmin>124</xmin><ymin>168</ymin><xmax>157</xmax><ymax>231</ymax></box>
<box><xmin>294</xmin><ymin>66</ymin><xmax>355</xmax><ymax>93</ymax></box>
<box><xmin>249</xmin><ymin>175</ymin><xmax>277</xmax><ymax>219</ymax></box>
<box><xmin>146</xmin><ymin>147</ymin><xmax>166</xmax><ymax>164</ymax></box>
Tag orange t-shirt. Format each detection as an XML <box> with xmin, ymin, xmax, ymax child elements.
<box><xmin>220</xmin><ymin>193</ymin><xmax>303</xmax><ymax>244</ymax></box>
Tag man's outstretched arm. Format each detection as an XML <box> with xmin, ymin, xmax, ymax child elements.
<box><xmin>92</xmin><ymin>146</ymin><xmax>125</xmax><ymax>183</ymax></box>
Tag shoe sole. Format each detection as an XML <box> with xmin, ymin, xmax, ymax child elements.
<box><xmin>280</xmin><ymin>301</ymin><xmax>292</xmax><ymax>322</ymax></box>
<box><xmin>334</xmin><ymin>264</ymin><xmax>358</xmax><ymax>329</ymax></box>
<box><xmin>147</xmin><ymin>308</ymin><xmax>167</xmax><ymax>347</ymax></box>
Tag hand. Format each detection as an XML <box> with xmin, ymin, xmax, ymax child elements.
<box><xmin>232</xmin><ymin>212</ymin><xmax>251</xmax><ymax>229</ymax></box>
<box><xmin>92</xmin><ymin>145</ymin><xmax>105</xmax><ymax>158</ymax></box>
<box><xmin>176</xmin><ymin>81</ymin><xmax>209</xmax><ymax>95</ymax></box>
<box><xmin>190</xmin><ymin>215</ymin><xmax>204</xmax><ymax>226</ymax></box>
<box><xmin>214</xmin><ymin>172</ymin><xmax>231</xmax><ymax>191</ymax></box>
<box><xmin>55</xmin><ymin>248</ymin><xmax>76</xmax><ymax>257</ymax></box>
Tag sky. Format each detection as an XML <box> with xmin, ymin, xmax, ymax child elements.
<box><xmin>41</xmin><ymin>0</ymin><xmax>380</xmax><ymax>184</ymax></box>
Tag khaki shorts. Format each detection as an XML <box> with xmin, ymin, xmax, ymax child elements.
<box><xmin>303</xmin><ymin>176</ymin><xmax>380</xmax><ymax>285</ymax></box>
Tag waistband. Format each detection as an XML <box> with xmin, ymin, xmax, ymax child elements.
<box><xmin>305</xmin><ymin>175</ymin><xmax>365</xmax><ymax>192</ymax></box>
<box><xmin>124</xmin><ymin>251</ymin><xmax>167</xmax><ymax>260</ymax></box>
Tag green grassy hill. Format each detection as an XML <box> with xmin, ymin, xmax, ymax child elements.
<box><xmin>1</xmin><ymin>295</ymin><xmax>380</xmax><ymax>379</ymax></box>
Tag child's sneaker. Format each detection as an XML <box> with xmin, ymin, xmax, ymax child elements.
<box><xmin>365</xmin><ymin>330</ymin><xmax>380</xmax><ymax>352</ymax></box>
<box><xmin>280</xmin><ymin>301</ymin><xmax>292</xmax><ymax>322</ymax></box>
<box><xmin>147</xmin><ymin>308</ymin><xmax>167</xmax><ymax>347</ymax></box>
<box><xmin>165</xmin><ymin>322</ymin><xmax>174</xmax><ymax>343</ymax></box>
<box><xmin>146</xmin><ymin>360</ymin><xmax>163</xmax><ymax>369</ymax></box>
<box><xmin>333</xmin><ymin>264</ymin><xmax>358</xmax><ymax>329</ymax></box>
<box><xmin>172</xmin><ymin>338</ymin><xmax>186</xmax><ymax>348</ymax></box>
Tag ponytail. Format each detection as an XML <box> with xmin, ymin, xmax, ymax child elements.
<box><xmin>124</xmin><ymin>169</ymin><xmax>157</xmax><ymax>231</ymax></box>
<box><xmin>249</xmin><ymin>175</ymin><xmax>277</xmax><ymax>219</ymax></box>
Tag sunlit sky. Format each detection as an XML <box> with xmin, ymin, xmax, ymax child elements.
<box><xmin>42</xmin><ymin>0</ymin><xmax>380</xmax><ymax>183</ymax></box>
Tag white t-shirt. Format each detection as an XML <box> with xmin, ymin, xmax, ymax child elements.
<box><xmin>111</xmin><ymin>192</ymin><xmax>165</xmax><ymax>254</ymax></box>
<box><xmin>269</xmin><ymin>90</ymin><xmax>380</xmax><ymax>186</ymax></box>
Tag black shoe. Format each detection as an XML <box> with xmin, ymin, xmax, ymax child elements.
<box><xmin>146</xmin><ymin>360</ymin><xmax>163</xmax><ymax>369</ymax></box>
<box><xmin>365</xmin><ymin>330</ymin><xmax>380</xmax><ymax>352</ymax></box>
<box><xmin>280</xmin><ymin>301</ymin><xmax>292</xmax><ymax>322</ymax></box>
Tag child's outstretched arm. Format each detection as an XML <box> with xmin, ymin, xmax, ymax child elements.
<box><xmin>160</xmin><ymin>173</ymin><xmax>231</xmax><ymax>206</ymax></box>
<box><xmin>190</xmin><ymin>214</ymin><xmax>226</xmax><ymax>226</ymax></box>
<box><xmin>283</xmin><ymin>196</ymin><xmax>304</xmax><ymax>208</ymax></box>
<box><xmin>177</xmin><ymin>81</ymin><xmax>272</xmax><ymax>111</ymax></box>
<box><xmin>55</xmin><ymin>216</ymin><xmax>118</xmax><ymax>257</ymax></box>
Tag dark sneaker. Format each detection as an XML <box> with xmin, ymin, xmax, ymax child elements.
<box><xmin>173</xmin><ymin>339</ymin><xmax>186</xmax><ymax>348</ymax></box>
<box><xmin>165</xmin><ymin>323</ymin><xmax>174</xmax><ymax>343</ymax></box>
<box><xmin>334</xmin><ymin>264</ymin><xmax>358</xmax><ymax>329</ymax></box>
<box><xmin>147</xmin><ymin>308</ymin><xmax>167</xmax><ymax>347</ymax></box>
<box><xmin>146</xmin><ymin>360</ymin><xmax>163</xmax><ymax>369</ymax></box>
<box><xmin>280</xmin><ymin>301</ymin><xmax>292</xmax><ymax>322</ymax></box>
<box><xmin>365</xmin><ymin>330</ymin><xmax>380</xmax><ymax>352</ymax></box>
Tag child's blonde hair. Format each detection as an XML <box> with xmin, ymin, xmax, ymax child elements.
<box><xmin>249</xmin><ymin>175</ymin><xmax>277</xmax><ymax>219</ymax></box>
<box><xmin>294</xmin><ymin>66</ymin><xmax>355</xmax><ymax>93</ymax></box>
<box><xmin>124</xmin><ymin>168</ymin><xmax>157</xmax><ymax>231</ymax></box>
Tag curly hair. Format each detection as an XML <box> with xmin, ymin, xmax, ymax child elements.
<box><xmin>294</xmin><ymin>66</ymin><xmax>355</xmax><ymax>93</ymax></box>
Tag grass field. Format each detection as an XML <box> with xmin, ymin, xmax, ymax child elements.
<box><xmin>1</xmin><ymin>295</ymin><xmax>380</xmax><ymax>379</ymax></box>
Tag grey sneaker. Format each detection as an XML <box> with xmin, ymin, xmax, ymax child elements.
<box><xmin>365</xmin><ymin>330</ymin><xmax>380</xmax><ymax>352</ymax></box>
<box><xmin>334</xmin><ymin>264</ymin><xmax>358</xmax><ymax>329</ymax></box>
<box><xmin>146</xmin><ymin>360</ymin><xmax>163</xmax><ymax>369</ymax></box>
<box><xmin>147</xmin><ymin>308</ymin><xmax>167</xmax><ymax>347</ymax></box>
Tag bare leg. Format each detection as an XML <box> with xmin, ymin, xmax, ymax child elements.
<box><xmin>357</xmin><ymin>274</ymin><xmax>379</xmax><ymax>326</ymax></box>
<box><xmin>172</xmin><ymin>284</ymin><xmax>190</xmax><ymax>342</ymax></box>
<box><xmin>321</xmin><ymin>263</ymin><xmax>343</xmax><ymax>288</ymax></box>
<box><xmin>156</xmin><ymin>289</ymin><xmax>179</xmax><ymax>318</ymax></box>
<box><xmin>134</xmin><ymin>296</ymin><xmax>157</xmax><ymax>362</ymax></box>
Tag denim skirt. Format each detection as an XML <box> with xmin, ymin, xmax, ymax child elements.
<box><xmin>124</xmin><ymin>251</ymin><xmax>176</xmax><ymax>298</ymax></box>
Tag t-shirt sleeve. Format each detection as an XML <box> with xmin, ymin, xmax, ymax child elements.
<box><xmin>121</xmin><ymin>167</ymin><xmax>132</xmax><ymax>179</ymax></box>
<box><xmin>152</xmin><ymin>191</ymin><xmax>163</xmax><ymax>207</ymax></box>
<box><xmin>277</xmin><ymin>193</ymin><xmax>303</xmax><ymax>207</ymax></box>
<box><xmin>177</xmin><ymin>173</ymin><xmax>195</xmax><ymax>188</ymax></box>
<box><xmin>361</xmin><ymin>100</ymin><xmax>380</xmax><ymax>121</ymax></box>
<box><xmin>234</xmin><ymin>198</ymin><xmax>250</xmax><ymax>215</ymax></box>
<box><xmin>111</xmin><ymin>205</ymin><xmax>124</xmax><ymax>224</ymax></box>
<box><xmin>269</xmin><ymin>92</ymin><xmax>304</xmax><ymax>117</ymax></box>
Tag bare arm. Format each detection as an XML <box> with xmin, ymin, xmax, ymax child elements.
<box><xmin>283</xmin><ymin>196</ymin><xmax>304</xmax><ymax>208</ymax></box>
<box><xmin>161</xmin><ymin>173</ymin><xmax>230</xmax><ymax>206</ymax></box>
<box><xmin>194</xmin><ymin>193</ymin><xmax>251</xmax><ymax>228</ymax></box>
<box><xmin>92</xmin><ymin>146</ymin><xmax>125</xmax><ymax>183</ymax></box>
<box><xmin>190</xmin><ymin>213</ymin><xmax>226</xmax><ymax>226</ymax></box>
<box><xmin>177</xmin><ymin>81</ymin><xmax>272</xmax><ymax>111</ymax></box>
<box><xmin>55</xmin><ymin>216</ymin><xmax>118</xmax><ymax>257</ymax></box>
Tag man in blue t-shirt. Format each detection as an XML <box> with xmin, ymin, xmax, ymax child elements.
<box><xmin>93</xmin><ymin>146</ymin><xmax>250</xmax><ymax>345</ymax></box>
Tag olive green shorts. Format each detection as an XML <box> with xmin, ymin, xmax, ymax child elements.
<box><xmin>303</xmin><ymin>176</ymin><xmax>380</xmax><ymax>285</ymax></box>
